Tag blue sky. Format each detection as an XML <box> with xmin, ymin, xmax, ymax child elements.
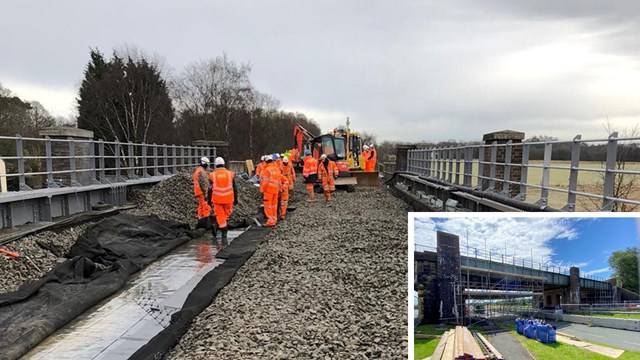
<box><xmin>413</xmin><ymin>216</ymin><xmax>640</xmax><ymax>281</ymax></box>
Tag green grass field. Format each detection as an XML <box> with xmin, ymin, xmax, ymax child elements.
<box><xmin>497</xmin><ymin>322</ymin><xmax>640</xmax><ymax>360</ymax></box>
<box><xmin>573</xmin><ymin>312</ymin><xmax>640</xmax><ymax>320</ymax></box>
<box><xmin>433</xmin><ymin>160</ymin><xmax>640</xmax><ymax>210</ymax></box>
<box><xmin>414</xmin><ymin>338</ymin><xmax>441</xmax><ymax>360</ymax></box>
<box><xmin>414</xmin><ymin>323</ymin><xmax>454</xmax><ymax>335</ymax></box>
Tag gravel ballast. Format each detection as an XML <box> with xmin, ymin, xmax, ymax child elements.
<box><xmin>168</xmin><ymin>179</ymin><xmax>409</xmax><ymax>359</ymax></box>
<box><xmin>0</xmin><ymin>171</ymin><xmax>262</xmax><ymax>295</ymax></box>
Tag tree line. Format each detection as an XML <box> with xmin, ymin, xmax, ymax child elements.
<box><xmin>76</xmin><ymin>48</ymin><xmax>320</xmax><ymax>161</ymax></box>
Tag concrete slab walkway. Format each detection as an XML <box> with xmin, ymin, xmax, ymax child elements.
<box><xmin>489</xmin><ymin>331</ymin><xmax>535</xmax><ymax>360</ymax></box>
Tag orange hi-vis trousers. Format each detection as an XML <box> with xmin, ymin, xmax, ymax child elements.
<box><xmin>263</xmin><ymin>193</ymin><xmax>278</xmax><ymax>226</ymax></box>
<box><xmin>279</xmin><ymin>189</ymin><xmax>289</xmax><ymax>219</ymax></box>
<box><xmin>213</xmin><ymin>203</ymin><xmax>233</xmax><ymax>228</ymax></box>
<box><xmin>305</xmin><ymin>183</ymin><xmax>314</xmax><ymax>200</ymax></box>
<box><xmin>196</xmin><ymin>194</ymin><xmax>211</xmax><ymax>219</ymax></box>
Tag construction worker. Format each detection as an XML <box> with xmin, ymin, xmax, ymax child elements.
<box><xmin>209</xmin><ymin>157</ymin><xmax>237</xmax><ymax>249</ymax></box>
<box><xmin>260</xmin><ymin>155</ymin><xmax>281</xmax><ymax>227</ymax></box>
<box><xmin>361</xmin><ymin>145</ymin><xmax>370</xmax><ymax>170</ymax></box>
<box><xmin>278</xmin><ymin>173</ymin><xmax>290</xmax><ymax>220</ymax></box>
<box><xmin>290</xmin><ymin>147</ymin><xmax>300</xmax><ymax>164</ymax></box>
<box><xmin>282</xmin><ymin>156</ymin><xmax>295</xmax><ymax>191</ymax></box>
<box><xmin>367</xmin><ymin>144</ymin><xmax>377</xmax><ymax>172</ymax></box>
<box><xmin>255</xmin><ymin>155</ymin><xmax>266</xmax><ymax>179</ymax></box>
<box><xmin>317</xmin><ymin>154</ymin><xmax>339</xmax><ymax>201</ymax></box>
<box><xmin>273</xmin><ymin>153</ymin><xmax>282</xmax><ymax>172</ymax></box>
<box><xmin>193</xmin><ymin>157</ymin><xmax>212</xmax><ymax>223</ymax></box>
<box><xmin>302</xmin><ymin>149</ymin><xmax>318</xmax><ymax>202</ymax></box>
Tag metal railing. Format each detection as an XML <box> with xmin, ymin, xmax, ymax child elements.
<box><xmin>414</xmin><ymin>243</ymin><xmax>610</xmax><ymax>284</ymax></box>
<box><xmin>406</xmin><ymin>133</ymin><xmax>640</xmax><ymax>211</ymax></box>
<box><xmin>0</xmin><ymin>135</ymin><xmax>216</xmax><ymax>193</ymax></box>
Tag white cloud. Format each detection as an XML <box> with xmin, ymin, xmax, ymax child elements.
<box><xmin>2</xmin><ymin>78</ymin><xmax>76</xmax><ymax>118</ymax></box>
<box><xmin>584</xmin><ymin>267</ymin><xmax>612</xmax><ymax>276</ymax></box>
<box><xmin>414</xmin><ymin>217</ymin><xmax>581</xmax><ymax>266</ymax></box>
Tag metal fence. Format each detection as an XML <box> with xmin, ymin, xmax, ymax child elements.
<box><xmin>415</xmin><ymin>243</ymin><xmax>610</xmax><ymax>284</ymax></box>
<box><xmin>406</xmin><ymin>133</ymin><xmax>640</xmax><ymax>211</ymax></box>
<box><xmin>0</xmin><ymin>135</ymin><xmax>216</xmax><ymax>193</ymax></box>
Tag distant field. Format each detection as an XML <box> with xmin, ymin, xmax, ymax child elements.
<box><xmin>430</xmin><ymin>160</ymin><xmax>640</xmax><ymax>211</ymax></box>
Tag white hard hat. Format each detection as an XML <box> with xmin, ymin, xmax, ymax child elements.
<box><xmin>320</xmin><ymin>154</ymin><xmax>327</xmax><ymax>160</ymax></box>
<box><xmin>200</xmin><ymin>157</ymin><xmax>210</xmax><ymax>165</ymax></box>
<box><xmin>265</xmin><ymin>155</ymin><xmax>274</xmax><ymax>162</ymax></box>
<box><xmin>283</xmin><ymin>157</ymin><xmax>289</xmax><ymax>163</ymax></box>
<box><xmin>260</xmin><ymin>155</ymin><xmax>265</xmax><ymax>161</ymax></box>
<box><xmin>363</xmin><ymin>145</ymin><xmax>369</xmax><ymax>150</ymax></box>
<box><xmin>214</xmin><ymin>157</ymin><xmax>225</xmax><ymax>166</ymax></box>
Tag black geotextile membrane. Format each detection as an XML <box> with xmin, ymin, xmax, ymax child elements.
<box><xmin>0</xmin><ymin>214</ymin><xmax>195</xmax><ymax>360</ymax></box>
<box><xmin>129</xmin><ymin>226</ymin><xmax>270</xmax><ymax>360</ymax></box>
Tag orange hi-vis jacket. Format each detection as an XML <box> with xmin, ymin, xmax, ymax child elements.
<box><xmin>282</xmin><ymin>162</ymin><xmax>295</xmax><ymax>188</ymax></box>
<box><xmin>303</xmin><ymin>155</ymin><xmax>317</xmax><ymax>177</ymax></box>
<box><xmin>280</xmin><ymin>174</ymin><xmax>289</xmax><ymax>194</ymax></box>
<box><xmin>209</xmin><ymin>168</ymin><xmax>235</xmax><ymax>204</ymax></box>
<box><xmin>317</xmin><ymin>160</ymin><xmax>338</xmax><ymax>184</ymax></box>
<box><xmin>193</xmin><ymin>166</ymin><xmax>208</xmax><ymax>196</ymax></box>
<box><xmin>256</xmin><ymin>161</ymin><xmax>265</xmax><ymax>177</ymax></box>
<box><xmin>260</xmin><ymin>163</ymin><xmax>281</xmax><ymax>195</ymax></box>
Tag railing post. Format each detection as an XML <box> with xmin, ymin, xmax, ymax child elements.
<box><xmin>89</xmin><ymin>139</ymin><xmax>97</xmax><ymax>183</ymax></box>
<box><xmin>44</xmin><ymin>136</ymin><xmax>57</xmax><ymax>188</ymax></box>
<box><xmin>172</xmin><ymin>145</ymin><xmax>177</xmax><ymax>174</ymax></box>
<box><xmin>436</xmin><ymin>149</ymin><xmax>442</xmax><ymax>180</ymax></box>
<box><xmin>153</xmin><ymin>143</ymin><xmax>160</xmax><ymax>176</ymax></box>
<box><xmin>488</xmin><ymin>141</ymin><xmax>497</xmax><ymax>192</ymax></box>
<box><xmin>68</xmin><ymin>137</ymin><xmax>79</xmax><ymax>186</ymax></box>
<box><xmin>128</xmin><ymin>142</ymin><xmax>136</xmax><ymax>178</ymax></box>
<box><xmin>536</xmin><ymin>142</ymin><xmax>552</xmax><ymax>207</ymax></box>
<box><xmin>563</xmin><ymin>135</ymin><xmax>582</xmax><ymax>211</ymax></box>
<box><xmin>447</xmin><ymin>148</ymin><xmax>453</xmax><ymax>183</ymax></box>
<box><xmin>163</xmin><ymin>144</ymin><xmax>169</xmax><ymax>175</ymax></box>
<box><xmin>180</xmin><ymin>146</ymin><xmax>185</xmax><ymax>170</ymax></box>
<box><xmin>501</xmin><ymin>140</ymin><xmax>512</xmax><ymax>197</ymax></box>
<box><xmin>603</xmin><ymin>132</ymin><xmax>618</xmax><ymax>211</ymax></box>
<box><xmin>115</xmin><ymin>141</ymin><xmax>122</xmax><ymax>182</ymax></box>
<box><xmin>98</xmin><ymin>139</ymin><xmax>105</xmax><ymax>182</ymax></box>
<box><xmin>141</xmin><ymin>143</ymin><xmax>148</xmax><ymax>178</ymax></box>
<box><xmin>454</xmin><ymin>148</ymin><xmax>461</xmax><ymax>185</ymax></box>
<box><xmin>477</xmin><ymin>145</ymin><xmax>485</xmax><ymax>190</ymax></box>
<box><xmin>518</xmin><ymin>142</ymin><xmax>529</xmax><ymax>201</ymax></box>
<box><xmin>463</xmin><ymin>146</ymin><xmax>472</xmax><ymax>187</ymax></box>
<box><xmin>16</xmin><ymin>135</ymin><xmax>31</xmax><ymax>191</ymax></box>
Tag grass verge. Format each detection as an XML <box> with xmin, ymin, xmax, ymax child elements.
<box><xmin>415</xmin><ymin>323</ymin><xmax>455</xmax><ymax>335</ymax></box>
<box><xmin>414</xmin><ymin>338</ymin><xmax>440</xmax><ymax>360</ymax></box>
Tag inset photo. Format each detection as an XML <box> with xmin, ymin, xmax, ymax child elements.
<box><xmin>410</xmin><ymin>214</ymin><xmax>640</xmax><ymax>360</ymax></box>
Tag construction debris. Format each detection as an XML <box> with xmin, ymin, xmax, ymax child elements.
<box><xmin>167</xmin><ymin>181</ymin><xmax>409</xmax><ymax>359</ymax></box>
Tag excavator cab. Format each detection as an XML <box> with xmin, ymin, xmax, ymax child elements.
<box><xmin>310</xmin><ymin>135</ymin><xmax>357</xmax><ymax>185</ymax></box>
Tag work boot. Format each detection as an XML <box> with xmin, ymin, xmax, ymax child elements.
<box><xmin>211</xmin><ymin>223</ymin><xmax>219</xmax><ymax>247</ymax></box>
<box><xmin>221</xmin><ymin>227</ymin><xmax>228</xmax><ymax>247</ymax></box>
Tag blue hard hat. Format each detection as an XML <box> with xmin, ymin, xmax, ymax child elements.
<box><xmin>273</xmin><ymin>153</ymin><xmax>280</xmax><ymax>160</ymax></box>
<box><xmin>304</xmin><ymin>149</ymin><xmax>311</xmax><ymax>156</ymax></box>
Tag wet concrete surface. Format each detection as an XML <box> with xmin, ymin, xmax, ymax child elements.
<box><xmin>550</xmin><ymin>320</ymin><xmax>640</xmax><ymax>351</ymax></box>
<box><xmin>489</xmin><ymin>331</ymin><xmax>535</xmax><ymax>360</ymax></box>
<box><xmin>22</xmin><ymin>229</ymin><xmax>245</xmax><ymax>360</ymax></box>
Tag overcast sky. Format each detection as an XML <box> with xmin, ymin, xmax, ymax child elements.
<box><xmin>413</xmin><ymin>216</ymin><xmax>640</xmax><ymax>280</ymax></box>
<box><xmin>2</xmin><ymin>1</ymin><xmax>639</xmax><ymax>142</ymax></box>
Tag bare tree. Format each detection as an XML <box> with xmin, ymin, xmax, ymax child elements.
<box><xmin>171</xmin><ymin>53</ymin><xmax>254</xmax><ymax>145</ymax></box>
<box><xmin>582</xmin><ymin>119</ymin><xmax>640</xmax><ymax>211</ymax></box>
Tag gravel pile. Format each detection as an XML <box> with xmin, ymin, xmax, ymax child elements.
<box><xmin>168</xmin><ymin>182</ymin><xmax>409</xmax><ymax>359</ymax></box>
<box><xmin>0</xmin><ymin>224</ymin><xmax>90</xmax><ymax>294</ymax></box>
<box><xmin>0</xmin><ymin>171</ymin><xmax>264</xmax><ymax>295</ymax></box>
<box><xmin>127</xmin><ymin>172</ymin><xmax>263</xmax><ymax>228</ymax></box>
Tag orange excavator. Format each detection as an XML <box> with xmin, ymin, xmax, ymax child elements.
<box><xmin>292</xmin><ymin>120</ymin><xmax>378</xmax><ymax>186</ymax></box>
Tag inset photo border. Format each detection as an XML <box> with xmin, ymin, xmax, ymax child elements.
<box><xmin>408</xmin><ymin>212</ymin><xmax>640</xmax><ymax>360</ymax></box>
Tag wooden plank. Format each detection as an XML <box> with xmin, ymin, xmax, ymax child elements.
<box><xmin>462</xmin><ymin>327</ymin><xmax>483</xmax><ymax>358</ymax></box>
<box><xmin>454</xmin><ymin>326</ymin><xmax>464</xmax><ymax>358</ymax></box>
<box><xmin>442</xmin><ymin>329</ymin><xmax>456</xmax><ymax>360</ymax></box>
<box><xmin>476</xmin><ymin>332</ymin><xmax>504</xmax><ymax>360</ymax></box>
<box><xmin>245</xmin><ymin>159</ymin><xmax>254</xmax><ymax>175</ymax></box>
<box><xmin>430</xmin><ymin>330</ymin><xmax>452</xmax><ymax>360</ymax></box>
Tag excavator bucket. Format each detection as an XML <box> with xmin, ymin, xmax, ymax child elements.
<box><xmin>348</xmin><ymin>171</ymin><xmax>380</xmax><ymax>186</ymax></box>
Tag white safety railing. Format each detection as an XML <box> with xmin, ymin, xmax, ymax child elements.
<box><xmin>406</xmin><ymin>133</ymin><xmax>640</xmax><ymax>211</ymax></box>
<box><xmin>0</xmin><ymin>135</ymin><xmax>216</xmax><ymax>192</ymax></box>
